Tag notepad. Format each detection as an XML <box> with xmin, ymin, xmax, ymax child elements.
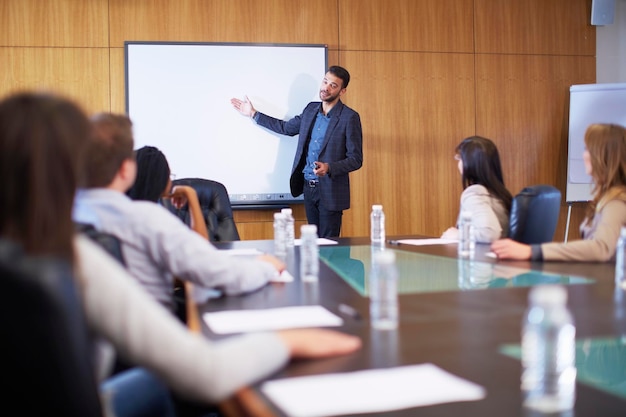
<box><xmin>294</xmin><ymin>238</ymin><xmax>338</xmax><ymax>246</ymax></box>
<box><xmin>202</xmin><ymin>305</ymin><xmax>343</xmax><ymax>334</ymax></box>
<box><xmin>396</xmin><ymin>238</ymin><xmax>458</xmax><ymax>246</ymax></box>
<box><xmin>261</xmin><ymin>363</ymin><xmax>486</xmax><ymax>417</ymax></box>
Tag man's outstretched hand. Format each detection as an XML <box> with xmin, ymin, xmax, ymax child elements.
<box><xmin>230</xmin><ymin>95</ymin><xmax>256</xmax><ymax>118</ymax></box>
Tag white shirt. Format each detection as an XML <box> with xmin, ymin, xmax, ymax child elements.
<box><xmin>73</xmin><ymin>188</ymin><xmax>275</xmax><ymax>309</ymax></box>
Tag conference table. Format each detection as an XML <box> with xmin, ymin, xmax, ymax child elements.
<box><xmin>195</xmin><ymin>236</ymin><xmax>626</xmax><ymax>417</ymax></box>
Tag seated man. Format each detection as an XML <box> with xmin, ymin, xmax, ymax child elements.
<box><xmin>73</xmin><ymin>113</ymin><xmax>284</xmax><ymax>312</ymax></box>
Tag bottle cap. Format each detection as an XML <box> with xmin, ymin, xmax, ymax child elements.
<box><xmin>301</xmin><ymin>224</ymin><xmax>317</xmax><ymax>234</ymax></box>
<box><xmin>529</xmin><ymin>285</ymin><xmax>567</xmax><ymax>305</ymax></box>
<box><xmin>372</xmin><ymin>204</ymin><xmax>383</xmax><ymax>210</ymax></box>
<box><xmin>281</xmin><ymin>208</ymin><xmax>293</xmax><ymax>215</ymax></box>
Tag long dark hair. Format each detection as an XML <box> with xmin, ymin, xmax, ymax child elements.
<box><xmin>456</xmin><ymin>135</ymin><xmax>512</xmax><ymax>212</ymax></box>
<box><xmin>0</xmin><ymin>92</ymin><xmax>92</xmax><ymax>262</ymax></box>
<box><xmin>126</xmin><ymin>145</ymin><xmax>170</xmax><ymax>203</ymax></box>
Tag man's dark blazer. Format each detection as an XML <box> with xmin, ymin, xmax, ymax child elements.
<box><xmin>255</xmin><ymin>100</ymin><xmax>363</xmax><ymax>211</ymax></box>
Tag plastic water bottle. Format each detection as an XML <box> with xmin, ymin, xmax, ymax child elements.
<box><xmin>281</xmin><ymin>208</ymin><xmax>295</xmax><ymax>248</ymax></box>
<box><xmin>615</xmin><ymin>226</ymin><xmax>626</xmax><ymax>289</ymax></box>
<box><xmin>457</xmin><ymin>258</ymin><xmax>493</xmax><ymax>290</ymax></box>
<box><xmin>370</xmin><ymin>204</ymin><xmax>385</xmax><ymax>245</ymax></box>
<box><xmin>521</xmin><ymin>285</ymin><xmax>576</xmax><ymax>413</ymax></box>
<box><xmin>370</xmin><ymin>250</ymin><xmax>398</xmax><ymax>330</ymax></box>
<box><xmin>458</xmin><ymin>210</ymin><xmax>475</xmax><ymax>258</ymax></box>
<box><xmin>299</xmin><ymin>224</ymin><xmax>319</xmax><ymax>282</ymax></box>
<box><xmin>273</xmin><ymin>212</ymin><xmax>287</xmax><ymax>257</ymax></box>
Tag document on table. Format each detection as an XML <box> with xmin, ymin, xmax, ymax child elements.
<box><xmin>294</xmin><ymin>237</ymin><xmax>338</xmax><ymax>246</ymax></box>
<box><xmin>222</xmin><ymin>248</ymin><xmax>265</xmax><ymax>256</ymax></box>
<box><xmin>271</xmin><ymin>270</ymin><xmax>294</xmax><ymax>283</ymax></box>
<box><xmin>203</xmin><ymin>305</ymin><xmax>343</xmax><ymax>334</ymax></box>
<box><xmin>395</xmin><ymin>238</ymin><xmax>458</xmax><ymax>246</ymax></box>
<box><xmin>261</xmin><ymin>363</ymin><xmax>486</xmax><ymax>417</ymax></box>
<box><xmin>219</xmin><ymin>248</ymin><xmax>294</xmax><ymax>281</ymax></box>
<box><xmin>220</xmin><ymin>240</ymin><xmax>338</xmax><ymax>253</ymax></box>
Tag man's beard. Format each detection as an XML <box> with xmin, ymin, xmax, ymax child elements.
<box><xmin>319</xmin><ymin>90</ymin><xmax>339</xmax><ymax>103</ymax></box>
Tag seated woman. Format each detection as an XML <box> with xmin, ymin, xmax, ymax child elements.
<box><xmin>492</xmin><ymin>123</ymin><xmax>626</xmax><ymax>261</ymax></box>
<box><xmin>0</xmin><ymin>91</ymin><xmax>361</xmax><ymax>413</ymax></box>
<box><xmin>441</xmin><ymin>136</ymin><xmax>513</xmax><ymax>243</ymax></box>
<box><xmin>127</xmin><ymin>145</ymin><xmax>208</xmax><ymax>239</ymax></box>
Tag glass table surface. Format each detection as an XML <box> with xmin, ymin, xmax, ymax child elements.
<box><xmin>500</xmin><ymin>336</ymin><xmax>626</xmax><ymax>400</ymax></box>
<box><xmin>319</xmin><ymin>245</ymin><xmax>594</xmax><ymax>296</ymax></box>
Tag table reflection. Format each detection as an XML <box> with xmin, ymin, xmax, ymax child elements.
<box><xmin>501</xmin><ymin>336</ymin><xmax>626</xmax><ymax>400</ymax></box>
<box><xmin>319</xmin><ymin>245</ymin><xmax>594</xmax><ymax>296</ymax></box>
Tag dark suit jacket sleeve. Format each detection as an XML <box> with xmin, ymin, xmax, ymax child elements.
<box><xmin>254</xmin><ymin>111</ymin><xmax>302</xmax><ymax>136</ymax></box>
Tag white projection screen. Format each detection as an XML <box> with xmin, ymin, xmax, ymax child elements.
<box><xmin>125</xmin><ymin>42</ymin><xmax>328</xmax><ymax>207</ymax></box>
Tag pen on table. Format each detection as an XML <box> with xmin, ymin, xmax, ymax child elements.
<box><xmin>338</xmin><ymin>303</ymin><xmax>362</xmax><ymax>320</ymax></box>
<box><xmin>387</xmin><ymin>239</ymin><xmax>400</xmax><ymax>245</ymax></box>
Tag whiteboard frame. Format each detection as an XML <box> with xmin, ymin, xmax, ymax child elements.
<box><xmin>125</xmin><ymin>41</ymin><xmax>328</xmax><ymax>208</ymax></box>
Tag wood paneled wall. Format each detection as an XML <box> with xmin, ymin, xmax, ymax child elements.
<box><xmin>0</xmin><ymin>0</ymin><xmax>595</xmax><ymax>242</ymax></box>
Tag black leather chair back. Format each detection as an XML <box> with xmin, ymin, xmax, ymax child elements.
<box><xmin>164</xmin><ymin>177</ymin><xmax>241</xmax><ymax>242</ymax></box>
<box><xmin>75</xmin><ymin>222</ymin><xmax>127</xmax><ymax>266</ymax></box>
<box><xmin>508</xmin><ymin>184</ymin><xmax>561</xmax><ymax>244</ymax></box>
<box><xmin>0</xmin><ymin>239</ymin><xmax>103</xmax><ymax>416</ymax></box>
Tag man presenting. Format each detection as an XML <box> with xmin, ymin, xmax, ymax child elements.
<box><xmin>231</xmin><ymin>65</ymin><xmax>363</xmax><ymax>238</ymax></box>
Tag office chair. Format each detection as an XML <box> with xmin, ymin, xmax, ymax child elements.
<box><xmin>508</xmin><ymin>184</ymin><xmax>561</xmax><ymax>244</ymax></box>
<box><xmin>0</xmin><ymin>238</ymin><xmax>103</xmax><ymax>416</ymax></box>
<box><xmin>75</xmin><ymin>222</ymin><xmax>127</xmax><ymax>266</ymax></box>
<box><xmin>163</xmin><ymin>178</ymin><xmax>240</xmax><ymax>324</ymax></box>
<box><xmin>163</xmin><ymin>177</ymin><xmax>240</xmax><ymax>242</ymax></box>
<box><xmin>64</xmin><ymin>232</ymin><xmax>180</xmax><ymax>416</ymax></box>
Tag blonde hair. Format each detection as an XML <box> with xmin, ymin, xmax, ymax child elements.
<box><xmin>584</xmin><ymin>123</ymin><xmax>626</xmax><ymax>220</ymax></box>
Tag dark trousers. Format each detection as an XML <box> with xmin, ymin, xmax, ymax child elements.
<box><xmin>101</xmin><ymin>368</ymin><xmax>177</xmax><ymax>417</ymax></box>
<box><xmin>303</xmin><ymin>182</ymin><xmax>343</xmax><ymax>238</ymax></box>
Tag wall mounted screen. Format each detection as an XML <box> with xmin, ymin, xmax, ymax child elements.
<box><xmin>125</xmin><ymin>42</ymin><xmax>328</xmax><ymax>207</ymax></box>
<box><xmin>566</xmin><ymin>83</ymin><xmax>626</xmax><ymax>202</ymax></box>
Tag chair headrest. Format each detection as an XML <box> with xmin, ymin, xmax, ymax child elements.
<box><xmin>168</xmin><ymin>178</ymin><xmax>240</xmax><ymax>241</ymax></box>
<box><xmin>508</xmin><ymin>184</ymin><xmax>561</xmax><ymax>244</ymax></box>
<box><xmin>172</xmin><ymin>178</ymin><xmax>229</xmax><ymax>208</ymax></box>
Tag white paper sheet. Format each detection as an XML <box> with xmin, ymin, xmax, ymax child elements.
<box><xmin>394</xmin><ymin>238</ymin><xmax>458</xmax><ymax>246</ymax></box>
<box><xmin>202</xmin><ymin>305</ymin><xmax>343</xmax><ymax>334</ymax></box>
<box><xmin>294</xmin><ymin>238</ymin><xmax>338</xmax><ymax>246</ymax></box>
<box><xmin>271</xmin><ymin>270</ymin><xmax>294</xmax><ymax>283</ymax></box>
<box><xmin>261</xmin><ymin>363</ymin><xmax>486</xmax><ymax>417</ymax></box>
<box><xmin>221</xmin><ymin>248</ymin><xmax>294</xmax><ymax>282</ymax></box>
<box><xmin>222</xmin><ymin>248</ymin><xmax>265</xmax><ymax>256</ymax></box>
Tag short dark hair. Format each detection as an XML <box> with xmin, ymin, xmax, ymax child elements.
<box><xmin>85</xmin><ymin>113</ymin><xmax>134</xmax><ymax>188</ymax></box>
<box><xmin>328</xmin><ymin>65</ymin><xmax>350</xmax><ymax>89</ymax></box>
<box><xmin>126</xmin><ymin>146</ymin><xmax>171</xmax><ymax>203</ymax></box>
<box><xmin>0</xmin><ymin>91</ymin><xmax>91</xmax><ymax>261</ymax></box>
